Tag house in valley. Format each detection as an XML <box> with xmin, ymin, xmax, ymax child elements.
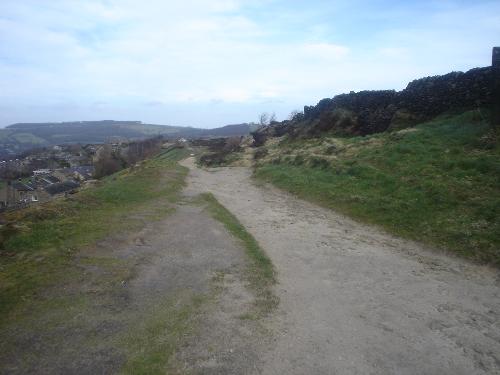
<box><xmin>5</xmin><ymin>181</ymin><xmax>38</xmax><ymax>205</ymax></box>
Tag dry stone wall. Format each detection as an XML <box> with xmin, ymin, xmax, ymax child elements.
<box><xmin>251</xmin><ymin>48</ymin><xmax>498</xmax><ymax>143</ymax></box>
<box><xmin>301</xmin><ymin>64</ymin><xmax>494</xmax><ymax>135</ymax></box>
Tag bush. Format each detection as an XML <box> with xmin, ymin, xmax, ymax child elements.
<box><xmin>223</xmin><ymin>137</ymin><xmax>242</xmax><ymax>153</ymax></box>
<box><xmin>253</xmin><ymin>148</ymin><xmax>268</xmax><ymax>160</ymax></box>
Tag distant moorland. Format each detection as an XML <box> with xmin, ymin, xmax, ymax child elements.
<box><xmin>0</xmin><ymin>120</ymin><xmax>256</xmax><ymax>158</ymax></box>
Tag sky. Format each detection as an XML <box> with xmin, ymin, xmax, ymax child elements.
<box><xmin>0</xmin><ymin>0</ymin><xmax>499</xmax><ymax>128</ymax></box>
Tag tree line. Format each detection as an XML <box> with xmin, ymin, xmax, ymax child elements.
<box><xmin>94</xmin><ymin>137</ymin><xmax>163</xmax><ymax>178</ymax></box>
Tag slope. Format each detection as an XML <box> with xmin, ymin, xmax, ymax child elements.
<box><xmin>253</xmin><ymin>111</ymin><xmax>500</xmax><ymax>264</ymax></box>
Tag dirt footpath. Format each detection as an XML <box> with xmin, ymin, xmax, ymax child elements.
<box><xmin>181</xmin><ymin>157</ymin><xmax>500</xmax><ymax>375</ymax></box>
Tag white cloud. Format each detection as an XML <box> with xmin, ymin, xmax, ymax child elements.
<box><xmin>0</xmin><ymin>0</ymin><xmax>498</xmax><ymax>127</ymax></box>
<box><xmin>301</xmin><ymin>43</ymin><xmax>350</xmax><ymax>60</ymax></box>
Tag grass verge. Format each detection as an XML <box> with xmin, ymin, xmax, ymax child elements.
<box><xmin>0</xmin><ymin>148</ymin><xmax>188</xmax><ymax>325</ymax></box>
<box><xmin>255</xmin><ymin>111</ymin><xmax>500</xmax><ymax>265</ymax></box>
<box><xmin>198</xmin><ymin>193</ymin><xmax>277</xmax><ymax>315</ymax></box>
<box><xmin>156</xmin><ymin>145</ymin><xmax>191</xmax><ymax>161</ymax></box>
<box><xmin>121</xmin><ymin>293</ymin><xmax>206</xmax><ymax>375</ymax></box>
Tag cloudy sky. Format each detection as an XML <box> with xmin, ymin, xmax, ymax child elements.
<box><xmin>0</xmin><ymin>0</ymin><xmax>499</xmax><ymax>128</ymax></box>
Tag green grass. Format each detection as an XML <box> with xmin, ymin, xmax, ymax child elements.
<box><xmin>255</xmin><ymin>111</ymin><xmax>500</xmax><ymax>265</ymax></box>
<box><xmin>156</xmin><ymin>145</ymin><xmax>191</xmax><ymax>161</ymax></box>
<box><xmin>121</xmin><ymin>293</ymin><xmax>205</xmax><ymax>375</ymax></box>
<box><xmin>199</xmin><ymin>193</ymin><xmax>277</xmax><ymax>315</ymax></box>
<box><xmin>11</xmin><ymin>132</ymin><xmax>47</xmax><ymax>145</ymax></box>
<box><xmin>0</xmin><ymin>148</ymin><xmax>188</xmax><ymax>324</ymax></box>
<box><xmin>0</xmin><ymin>146</ymin><xmax>217</xmax><ymax>374</ymax></box>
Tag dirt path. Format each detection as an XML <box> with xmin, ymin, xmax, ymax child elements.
<box><xmin>181</xmin><ymin>157</ymin><xmax>500</xmax><ymax>375</ymax></box>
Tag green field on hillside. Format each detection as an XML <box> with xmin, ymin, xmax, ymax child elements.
<box><xmin>11</xmin><ymin>133</ymin><xmax>47</xmax><ymax>145</ymax></box>
<box><xmin>255</xmin><ymin>111</ymin><xmax>500</xmax><ymax>264</ymax></box>
<box><xmin>0</xmin><ymin>129</ymin><xmax>12</xmax><ymax>141</ymax></box>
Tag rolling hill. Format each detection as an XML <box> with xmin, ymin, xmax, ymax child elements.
<box><xmin>0</xmin><ymin>120</ymin><xmax>256</xmax><ymax>158</ymax></box>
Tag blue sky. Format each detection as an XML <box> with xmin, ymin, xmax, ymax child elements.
<box><xmin>0</xmin><ymin>0</ymin><xmax>499</xmax><ymax>128</ymax></box>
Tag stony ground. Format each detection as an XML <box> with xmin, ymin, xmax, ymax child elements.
<box><xmin>181</xmin><ymin>157</ymin><xmax>500</xmax><ymax>375</ymax></box>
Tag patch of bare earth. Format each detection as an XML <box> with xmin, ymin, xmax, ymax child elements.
<box><xmin>181</xmin><ymin>157</ymin><xmax>500</xmax><ymax>375</ymax></box>
<box><xmin>0</xmin><ymin>197</ymin><xmax>272</xmax><ymax>374</ymax></box>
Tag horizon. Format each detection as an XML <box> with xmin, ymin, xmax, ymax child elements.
<box><xmin>2</xmin><ymin>119</ymin><xmax>250</xmax><ymax>130</ymax></box>
<box><xmin>1</xmin><ymin>0</ymin><xmax>499</xmax><ymax>128</ymax></box>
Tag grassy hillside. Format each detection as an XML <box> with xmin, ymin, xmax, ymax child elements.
<box><xmin>254</xmin><ymin>111</ymin><xmax>500</xmax><ymax>264</ymax></box>
<box><xmin>11</xmin><ymin>132</ymin><xmax>47</xmax><ymax>145</ymax></box>
<box><xmin>0</xmin><ymin>129</ymin><xmax>12</xmax><ymax>140</ymax></box>
<box><xmin>0</xmin><ymin>147</ymin><xmax>190</xmax><ymax>324</ymax></box>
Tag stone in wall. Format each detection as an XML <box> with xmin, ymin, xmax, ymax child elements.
<box><xmin>396</xmin><ymin>67</ymin><xmax>492</xmax><ymax>120</ymax></box>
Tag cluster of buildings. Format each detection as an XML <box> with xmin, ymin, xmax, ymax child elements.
<box><xmin>0</xmin><ymin>166</ymin><xmax>95</xmax><ymax>211</ymax></box>
<box><xmin>0</xmin><ymin>144</ymin><xmax>97</xmax><ymax>211</ymax></box>
<box><xmin>0</xmin><ymin>145</ymin><xmax>94</xmax><ymax>177</ymax></box>
<box><xmin>0</xmin><ymin>138</ymin><xmax>168</xmax><ymax>212</ymax></box>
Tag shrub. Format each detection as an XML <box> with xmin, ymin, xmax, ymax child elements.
<box><xmin>253</xmin><ymin>148</ymin><xmax>268</xmax><ymax>160</ymax></box>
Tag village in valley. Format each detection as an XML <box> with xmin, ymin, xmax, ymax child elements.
<box><xmin>0</xmin><ymin>144</ymin><xmax>98</xmax><ymax>210</ymax></box>
<box><xmin>0</xmin><ymin>136</ymin><xmax>171</xmax><ymax>211</ymax></box>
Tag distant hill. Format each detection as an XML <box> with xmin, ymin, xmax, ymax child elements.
<box><xmin>0</xmin><ymin>120</ymin><xmax>257</xmax><ymax>158</ymax></box>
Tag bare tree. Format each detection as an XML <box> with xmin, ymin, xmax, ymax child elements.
<box><xmin>223</xmin><ymin>136</ymin><xmax>242</xmax><ymax>152</ymax></box>
<box><xmin>259</xmin><ymin>112</ymin><xmax>269</xmax><ymax>126</ymax></box>
<box><xmin>94</xmin><ymin>144</ymin><xmax>122</xmax><ymax>178</ymax></box>
<box><xmin>124</xmin><ymin>137</ymin><xmax>162</xmax><ymax>166</ymax></box>
<box><xmin>269</xmin><ymin>112</ymin><xmax>277</xmax><ymax>123</ymax></box>
<box><xmin>289</xmin><ymin>110</ymin><xmax>299</xmax><ymax>120</ymax></box>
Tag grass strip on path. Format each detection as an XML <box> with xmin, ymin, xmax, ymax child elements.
<box><xmin>198</xmin><ymin>192</ymin><xmax>277</xmax><ymax>315</ymax></box>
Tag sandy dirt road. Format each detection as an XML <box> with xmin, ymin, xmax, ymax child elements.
<box><xmin>181</xmin><ymin>157</ymin><xmax>500</xmax><ymax>375</ymax></box>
